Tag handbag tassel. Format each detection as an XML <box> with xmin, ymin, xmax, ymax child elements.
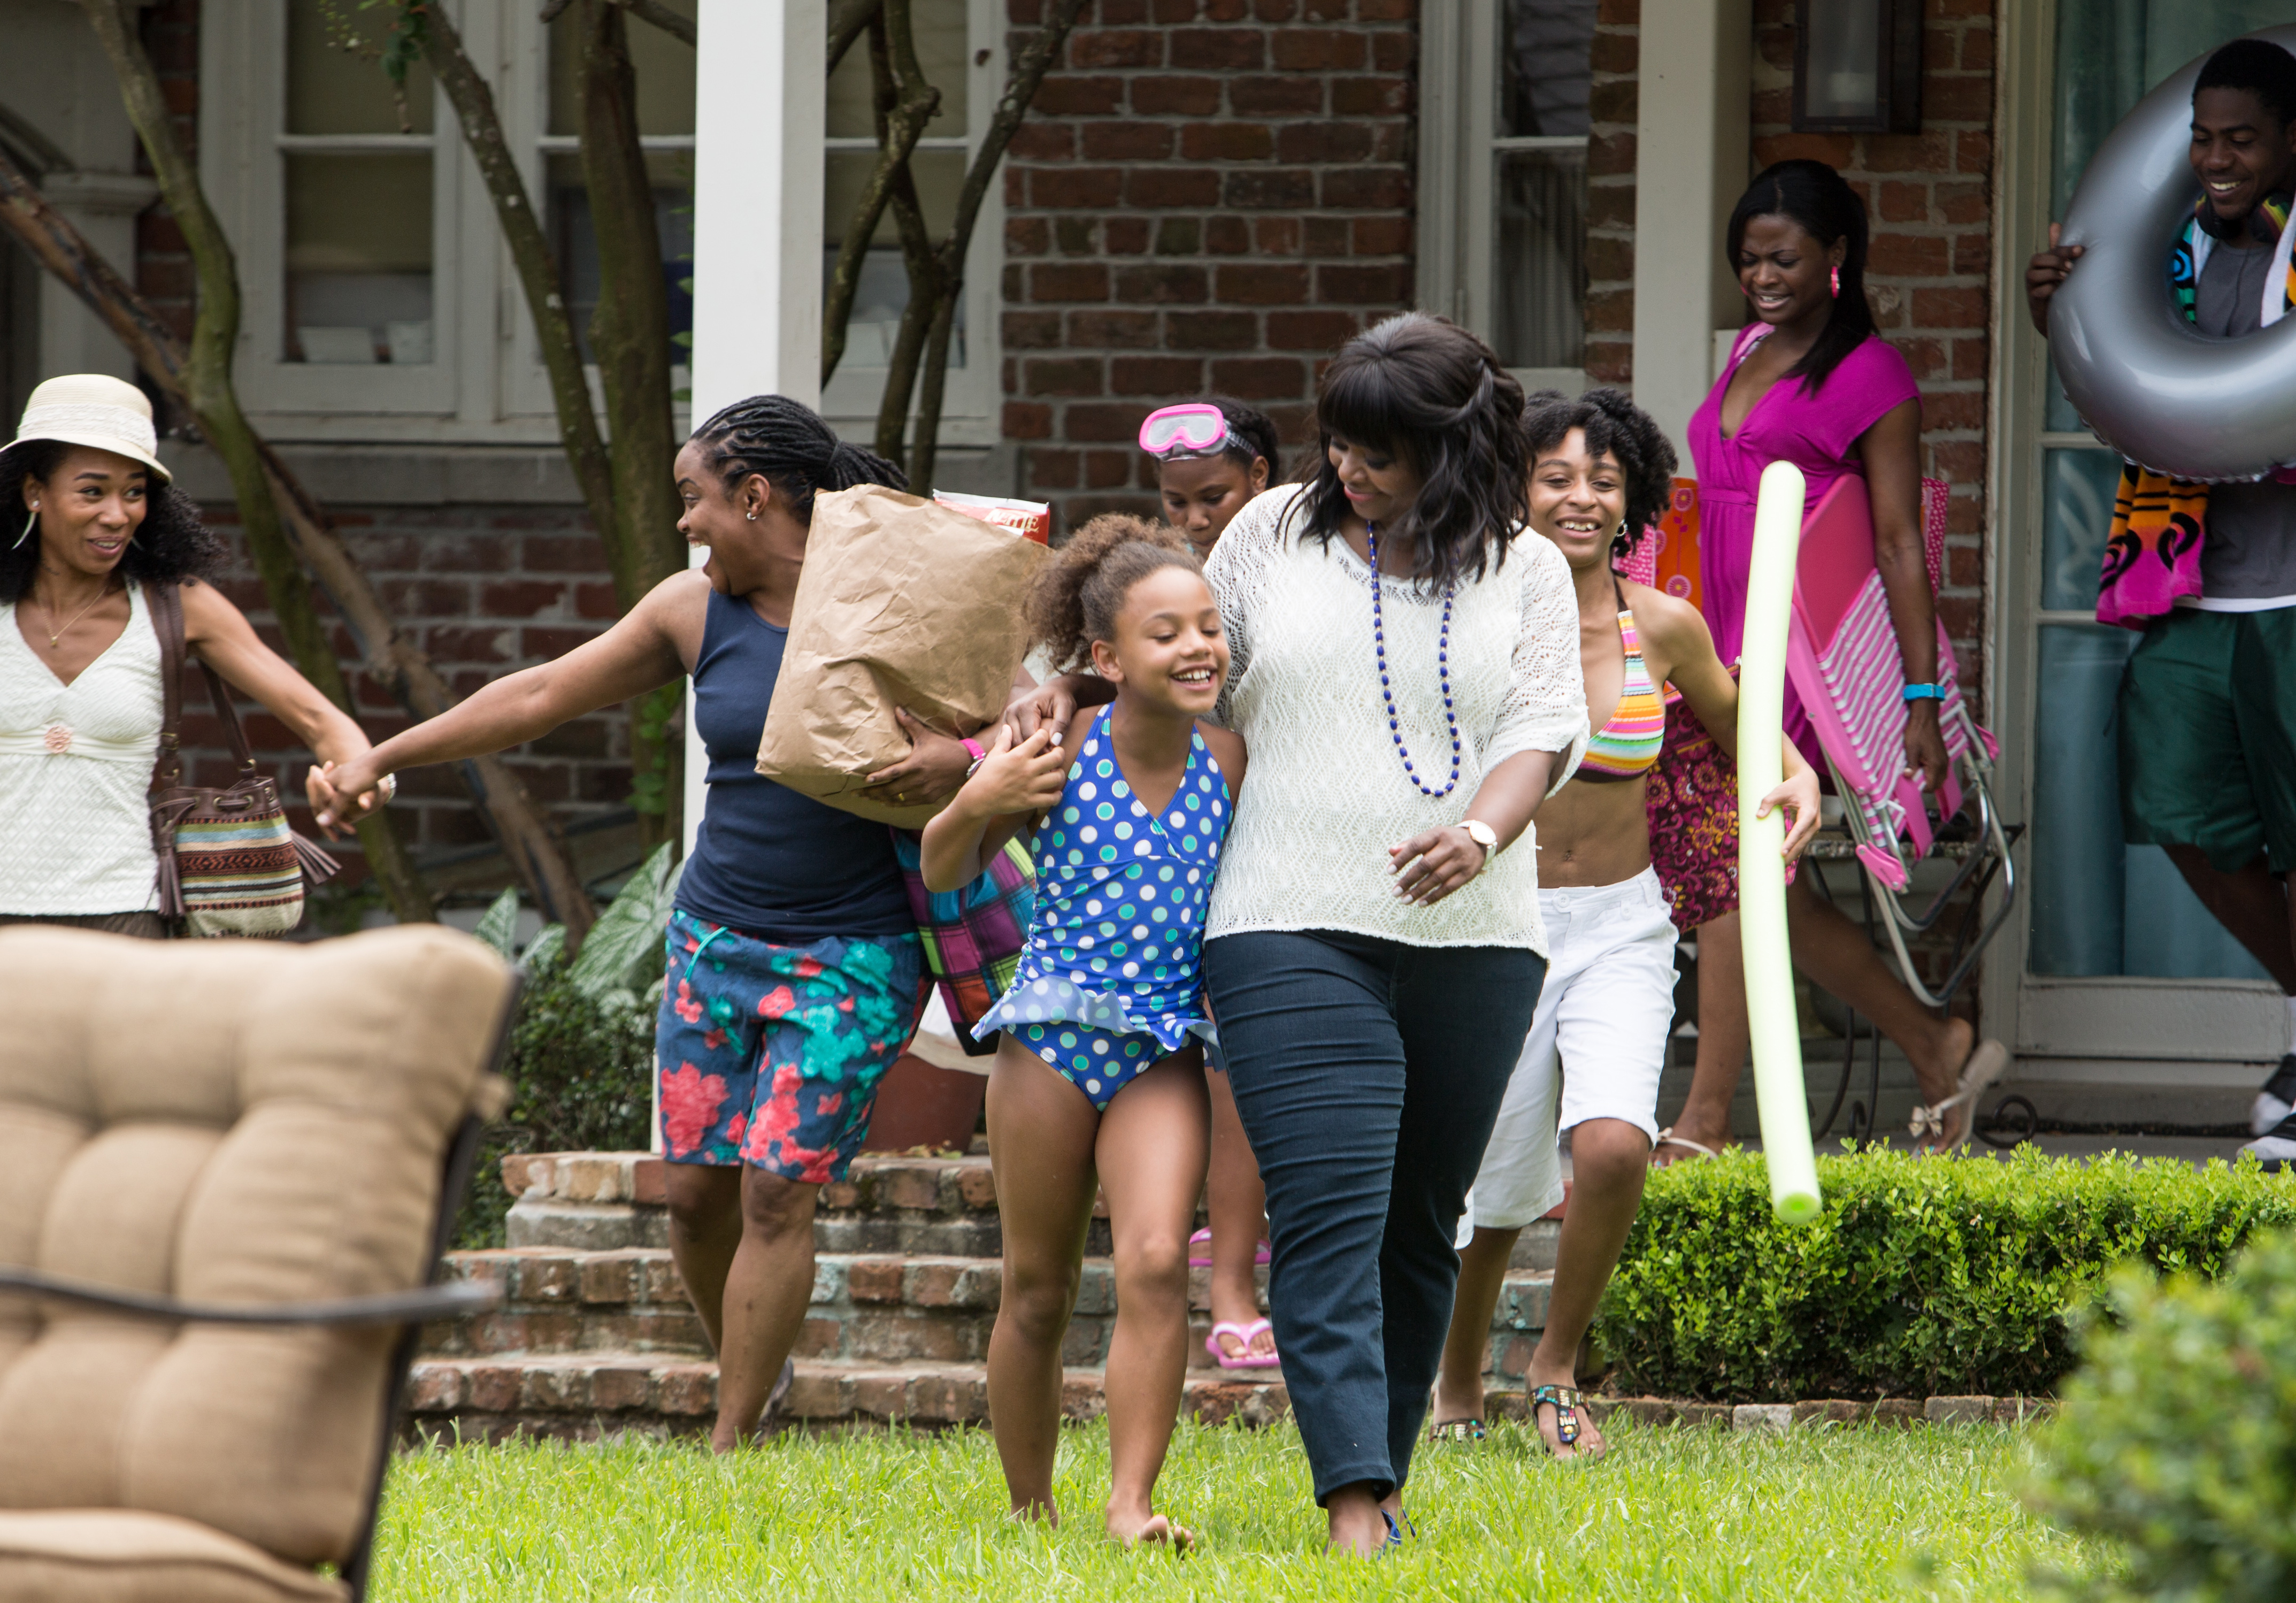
<box><xmin>291</xmin><ymin>830</ymin><xmax>343</xmax><ymax>887</ymax></box>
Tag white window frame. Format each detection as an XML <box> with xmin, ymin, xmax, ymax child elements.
<box><xmin>1416</xmin><ymin>0</ymin><xmax>1588</xmax><ymax>398</ymax></box>
<box><xmin>200</xmin><ymin>0</ymin><xmax>1000</xmax><ymax>447</ymax></box>
<box><xmin>817</xmin><ymin>0</ymin><xmax>1003</xmax><ymax>449</ymax></box>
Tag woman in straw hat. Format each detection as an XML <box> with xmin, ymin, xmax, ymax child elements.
<box><xmin>0</xmin><ymin>374</ymin><xmax>385</xmax><ymax>936</ymax></box>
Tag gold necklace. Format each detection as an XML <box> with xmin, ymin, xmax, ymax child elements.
<box><xmin>32</xmin><ymin>581</ymin><xmax>114</xmax><ymax>649</ymax></box>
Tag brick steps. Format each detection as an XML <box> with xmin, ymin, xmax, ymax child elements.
<box><xmin>424</xmin><ymin>1151</ymin><xmax>1560</xmax><ymax>1437</ymax></box>
<box><xmin>433</xmin><ymin>1244</ymin><xmax>1552</xmax><ymax>1375</ymax></box>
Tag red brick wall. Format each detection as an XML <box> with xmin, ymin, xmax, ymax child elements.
<box><xmin>1586</xmin><ymin>0</ymin><xmax>1640</xmax><ymax>387</ymax></box>
<box><xmin>1750</xmin><ymin>0</ymin><xmax>1996</xmax><ymax>711</ymax></box>
<box><xmin>1002</xmin><ymin>0</ymin><xmax>1419</xmax><ymax>530</ymax></box>
<box><xmin>198</xmin><ymin>510</ymin><xmax>635</xmax><ymax>868</ymax></box>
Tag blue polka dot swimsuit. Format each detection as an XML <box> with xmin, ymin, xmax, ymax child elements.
<box><xmin>974</xmin><ymin>705</ymin><xmax>1232</xmax><ymax>1110</ymax></box>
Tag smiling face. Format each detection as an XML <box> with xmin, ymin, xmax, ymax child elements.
<box><xmin>1735</xmin><ymin>213</ymin><xmax>1844</xmax><ymax>329</ymax></box>
<box><xmin>1324</xmin><ymin>433</ymin><xmax>1424</xmax><ymax>532</ymax></box>
<box><xmin>1158</xmin><ymin>452</ymin><xmax>1268</xmax><ymax>555</ymax></box>
<box><xmin>2190</xmin><ymin>86</ymin><xmax>2296</xmax><ymax>228</ymax></box>
<box><xmin>674</xmin><ymin>439</ymin><xmax>803</xmax><ymax>596</ymax></box>
<box><xmin>1527</xmin><ymin>428</ymin><xmax>1627</xmax><ymax>574</ymax></box>
<box><xmin>24</xmin><ymin>446</ymin><xmax>148</xmax><ymax>581</ymax></box>
<box><xmin>1088</xmin><ymin>565</ymin><xmax>1228</xmax><ymax>718</ymax></box>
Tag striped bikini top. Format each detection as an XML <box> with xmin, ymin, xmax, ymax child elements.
<box><xmin>1576</xmin><ymin>596</ymin><xmax>1665</xmax><ymax>783</ymax></box>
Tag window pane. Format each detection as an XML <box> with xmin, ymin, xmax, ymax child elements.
<box><xmin>1501</xmin><ymin>0</ymin><xmax>1596</xmax><ymax>137</ymax></box>
<box><xmin>1494</xmin><ymin>147</ymin><xmax>1586</xmax><ymax>369</ymax></box>
<box><xmin>1802</xmin><ymin>0</ymin><xmax>1884</xmax><ymax>120</ymax></box>
<box><xmin>2040</xmin><ymin>447</ymin><xmax>2121</xmax><ymax>611</ymax></box>
<box><xmin>548</xmin><ymin>0</ymin><xmax>697</xmax><ymax>139</ymax></box>
<box><xmin>826</xmin><ymin>0</ymin><xmax>971</xmax><ymax>140</ymax></box>
<box><xmin>284</xmin><ymin>153</ymin><xmax>432</xmax><ymax>364</ymax></box>
<box><xmin>548</xmin><ymin>152</ymin><xmax>694</xmax><ymax>363</ymax></box>
<box><xmin>287</xmin><ymin>4</ymin><xmax>433</xmax><ymax>135</ymax></box>
<box><xmin>821</xmin><ymin>150</ymin><xmax>969</xmax><ymax>370</ymax></box>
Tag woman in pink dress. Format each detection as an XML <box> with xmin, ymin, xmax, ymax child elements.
<box><xmin>1657</xmin><ymin>160</ymin><xmax>2006</xmax><ymax>1157</ymax></box>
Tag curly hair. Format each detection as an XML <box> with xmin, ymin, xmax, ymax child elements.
<box><xmin>0</xmin><ymin>440</ymin><xmax>224</xmax><ymax>603</ymax></box>
<box><xmin>688</xmin><ymin>394</ymin><xmax>905</xmax><ymax>520</ymax></box>
<box><xmin>1521</xmin><ymin>387</ymin><xmax>1678</xmax><ymax>558</ymax></box>
<box><xmin>1297</xmin><ymin>313</ymin><xmax>1531</xmax><ymax>591</ymax></box>
<box><xmin>1024</xmin><ymin>513</ymin><xmax>1201</xmax><ymax>674</ymax></box>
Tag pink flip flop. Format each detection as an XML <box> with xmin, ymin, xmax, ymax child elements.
<box><xmin>1186</xmin><ymin>1228</ymin><xmax>1272</xmax><ymax>1268</ymax></box>
<box><xmin>1205</xmin><ymin>1318</ymin><xmax>1280</xmax><ymax>1370</ymax></box>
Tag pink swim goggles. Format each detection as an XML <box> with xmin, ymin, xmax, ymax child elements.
<box><xmin>1138</xmin><ymin>403</ymin><xmax>1235</xmax><ymax>459</ymax></box>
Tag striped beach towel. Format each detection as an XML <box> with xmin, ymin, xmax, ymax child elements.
<box><xmin>889</xmin><ymin>829</ymin><xmax>1034</xmax><ymax>1057</ymax></box>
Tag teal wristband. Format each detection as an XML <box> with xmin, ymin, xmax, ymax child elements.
<box><xmin>1901</xmin><ymin>683</ymin><xmax>1943</xmax><ymax>702</ymax></box>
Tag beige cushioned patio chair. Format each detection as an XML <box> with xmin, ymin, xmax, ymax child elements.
<box><xmin>0</xmin><ymin>925</ymin><xmax>515</xmax><ymax>1602</ymax></box>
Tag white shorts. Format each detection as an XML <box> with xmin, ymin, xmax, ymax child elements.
<box><xmin>1464</xmin><ymin>867</ymin><xmax>1678</xmax><ymax>1233</ymax></box>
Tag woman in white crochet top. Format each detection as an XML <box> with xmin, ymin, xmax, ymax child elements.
<box><xmin>1021</xmin><ymin>314</ymin><xmax>1587</xmax><ymax>1554</ymax></box>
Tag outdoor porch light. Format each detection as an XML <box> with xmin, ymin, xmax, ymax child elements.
<box><xmin>1792</xmin><ymin>0</ymin><xmax>1922</xmax><ymax>135</ymax></box>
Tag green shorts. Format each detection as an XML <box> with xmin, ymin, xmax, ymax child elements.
<box><xmin>2119</xmin><ymin>606</ymin><xmax>2296</xmax><ymax>873</ymax></box>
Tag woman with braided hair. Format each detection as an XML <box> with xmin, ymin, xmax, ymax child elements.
<box><xmin>317</xmin><ymin>395</ymin><xmax>977</xmax><ymax>1451</ymax></box>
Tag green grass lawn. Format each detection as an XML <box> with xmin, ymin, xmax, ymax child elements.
<box><xmin>373</xmin><ymin>1418</ymin><xmax>2118</xmax><ymax>1601</ymax></box>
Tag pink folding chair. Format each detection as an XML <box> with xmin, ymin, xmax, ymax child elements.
<box><xmin>1784</xmin><ymin>474</ymin><xmax>2016</xmax><ymax>1009</ymax></box>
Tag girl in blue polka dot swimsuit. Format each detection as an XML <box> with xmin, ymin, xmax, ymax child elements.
<box><xmin>920</xmin><ymin>514</ymin><xmax>1245</xmax><ymax>1547</ymax></box>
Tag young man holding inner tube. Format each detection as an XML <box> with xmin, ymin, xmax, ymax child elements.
<box><xmin>2028</xmin><ymin>37</ymin><xmax>2296</xmax><ymax>1167</ymax></box>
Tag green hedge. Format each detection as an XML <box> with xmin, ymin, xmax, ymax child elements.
<box><xmin>1594</xmin><ymin>1147</ymin><xmax>2296</xmax><ymax>1402</ymax></box>
<box><xmin>2028</xmin><ymin>1228</ymin><xmax>2296</xmax><ymax>1601</ymax></box>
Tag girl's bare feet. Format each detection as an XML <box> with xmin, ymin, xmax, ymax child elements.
<box><xmin>1107</xmin><ymin>1503</ymin><xmax>1193</xmax><ymax>1550</ymax></box>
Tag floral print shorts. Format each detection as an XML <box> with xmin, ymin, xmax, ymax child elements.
<box><xmin>655</xmin><ymin>911</ymin><xmax>924</xmax><ymax>1183</ymax></box>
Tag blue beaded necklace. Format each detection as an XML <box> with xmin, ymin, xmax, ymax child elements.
<box><xmin>1364</xmin><ymin>523</ymin><xmax>1462</xmax><ymax>799</ymax></box>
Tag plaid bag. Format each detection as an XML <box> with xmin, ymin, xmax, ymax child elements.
<box><xmin>889</xmin><ymin>829</ymin><xmax>1034</xmax><ymax>1057</ymax></box>
<box><xmin>148</xmin><ymin>583</ymin><xmax>339</xmax><ymax>937</ymax></box>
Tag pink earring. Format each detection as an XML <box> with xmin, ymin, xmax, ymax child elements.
<box><xmin>1830</xmin><ymin>265</ymin><xmax>1842</xmax><ymax>299</ymax></box>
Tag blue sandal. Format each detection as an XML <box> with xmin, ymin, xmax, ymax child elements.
<box><xmin>1530</xmin><ymin>1383</ymin><xmax>1589</xmax><ymax>1455</ymax></box>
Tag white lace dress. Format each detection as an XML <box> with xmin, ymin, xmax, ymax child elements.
<box><xmin>0</xmin><ymin>583</ymin><xmax>164</xmax><ymax>914</ymax></box>
<box><xmin>1202</xmin><ymin>485</ymin><xmax>1588</xmax><ymax>956</ymax></box>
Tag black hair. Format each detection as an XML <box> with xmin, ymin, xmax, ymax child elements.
<box><xmin>1024</xmin><ymin>513</ymin><xmax>1201</xmax><ymax>674</ymax></box>
<box><xmin>689</xmin><ymin>394</ymin><xmax>905</xmax><ymax>520</ymax></box>
<box><xmin>1521</xmin><ymin>387</ymin><xmax>1678</xmax><ymax>558</ymax></box>
<box><xmin>1299</xmin><ymin>312</ymin><xmax>1531</xmax><ymax>589</ymax></box>
<box><xmin>1209</xmin><ymin>397</ymin><xmax>1280</xmax><ymax>474</ymax></box>
<box><xmin>1725</xmin><ymin>159</ymin><xmax>1878</xmax><ymax>395</ymax></box>
<box><xmin>0</xmin><ymin>439</ymin><xmax>224</xmax><ymax>603</ymax></box>
<box><xmin>2195</xmin><ymin>37</ymin><xmax>2296</xmax><ymax>128</ymax></box>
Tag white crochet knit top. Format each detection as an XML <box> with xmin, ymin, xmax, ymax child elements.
<box><xmin>1203</xmin><ymin>485</ymin><xmax>1588</xmax><ymax>955</ymax></box>
<box><xmin>0</xmin><ymin>582</ymin><xmax>163</xmax><ymax>914</ymax></box>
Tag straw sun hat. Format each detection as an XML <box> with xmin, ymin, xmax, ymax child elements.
<box><xmin>0</xmin><ymin>373</ymin><xmax>172</xmax><ymax>483</ymax></box>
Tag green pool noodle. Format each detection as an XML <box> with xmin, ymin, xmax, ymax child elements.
<box><xmin>1738</xmin><ymin>459</ymin><xmax>1823</xmax><ymax>1226</ymax></box>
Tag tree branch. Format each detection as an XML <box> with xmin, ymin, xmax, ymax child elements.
<box><xmin>826</xmin><ymin>0</ymin><xmax>882</xmax><ymax>74</ymax></box>
<box><xmin>615</xmin><ymin>0</ymin><xmax>694</xmax><ymax>49</ymax></box>
<box><xmin>823</xmin><ymin>3</ymin><xmax>939</xmax><ymax>386</ymax></box>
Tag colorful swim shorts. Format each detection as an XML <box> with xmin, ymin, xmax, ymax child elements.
<box><xmin>655</xmin><ymin>910</ymin><xmax>924</xmax><ymax>1183</ymax></box>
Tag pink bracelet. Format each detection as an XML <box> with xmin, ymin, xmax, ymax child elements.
<box><xmin>962</xmin><ymin>736</ymin><xmax>987</xmax><ymax>777</ymax></box>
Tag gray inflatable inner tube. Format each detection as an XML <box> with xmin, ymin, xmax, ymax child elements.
<box><xmin>2050</xmin><ymin>22</ymin><xmax>2296</xmax><ymax>482</ymax></box>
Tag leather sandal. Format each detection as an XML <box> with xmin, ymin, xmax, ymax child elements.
<box><xmin>1909</xmin><ymin>1039</ymin><xmax>2010</xmax><ymax>1152</ymax></box>
<box><xmin>1427</xmin><ymin>1417</ymin><xmax>1487</xmax><ymax>1444</ymax></box>
<box><xmin>1651</xmin><ymin>1128</ymin><xmax>1718</xmax><ymax>1167</ymax></box>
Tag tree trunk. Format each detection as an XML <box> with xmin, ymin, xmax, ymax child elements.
<box><xmin>0</xmin><ymin>134</ymin><xmax>599</xmax><ymax>937</ymax></box>
<box><xmin>822</xmin><ymin>0</ymin><xmax>939</xmax><ymax>387</ymax></box>
<box><xmin>573</xmin><ymin>0</ymin><xmax>687</xmax><ymax>849</ymax></box>
<box><xmin>74</xmin><ymin>0</ymin><xmax>438</xmax><ymax>924</ymax></box>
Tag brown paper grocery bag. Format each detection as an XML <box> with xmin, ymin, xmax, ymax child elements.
<box><xmin>756</xmin><ymin>483</ymin><xmax>1048</xmax><ymax>828</ymax></box>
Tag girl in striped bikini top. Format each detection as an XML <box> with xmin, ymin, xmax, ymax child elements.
<box><xmin>1575</xmin><ymin>578</ymin><xmax>1667</xmax><ymax>782</ymax></box>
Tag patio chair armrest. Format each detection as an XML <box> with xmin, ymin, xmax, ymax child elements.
<box><xmin>0</xmin><ymin>1268</ymin><xmax>502</xmax><ymax>1326</ymax></box>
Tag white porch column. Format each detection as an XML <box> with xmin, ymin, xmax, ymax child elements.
<box><xmin>1631</xmin><ymin>0</ymin><xmax>1751</xmax><ymax>462</ymax></box>
<box><xmin>684</xmin><ymin>0</ymin><xmax>826</xmax><ymax>853</ymax></box>
<box><xmin>36</xmin><ymin>172</ymin><xmax>157</xmax><ymax>379</ymax></box>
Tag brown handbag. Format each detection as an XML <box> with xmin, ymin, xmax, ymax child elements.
<box><xmin>147</xmin><ymin>582</ymin><xmax>340</xmax><ymax>937</ymax></box>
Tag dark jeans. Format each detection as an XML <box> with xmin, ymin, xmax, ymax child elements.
<box><xmin>1203</xmin><ymin>929</ymin><xmax>1545</xmax><ymax>1503</ymax></box>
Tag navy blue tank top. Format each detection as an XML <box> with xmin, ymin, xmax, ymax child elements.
<box><xmin>675</xmin><ymin>587</ymin><xmax>913</xmax><ymax>942</ymax></box>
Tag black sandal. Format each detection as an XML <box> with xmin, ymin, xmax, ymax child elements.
<box><xmin>1427</xmin><ymin>1417</ymin><xmax>1486</xmax><ymax>1444</ymax></box>
<box><xmin>1530</xmin><ymin>1384</ymin><xmax>1591</xmax><ymax>1456</ymax></box>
